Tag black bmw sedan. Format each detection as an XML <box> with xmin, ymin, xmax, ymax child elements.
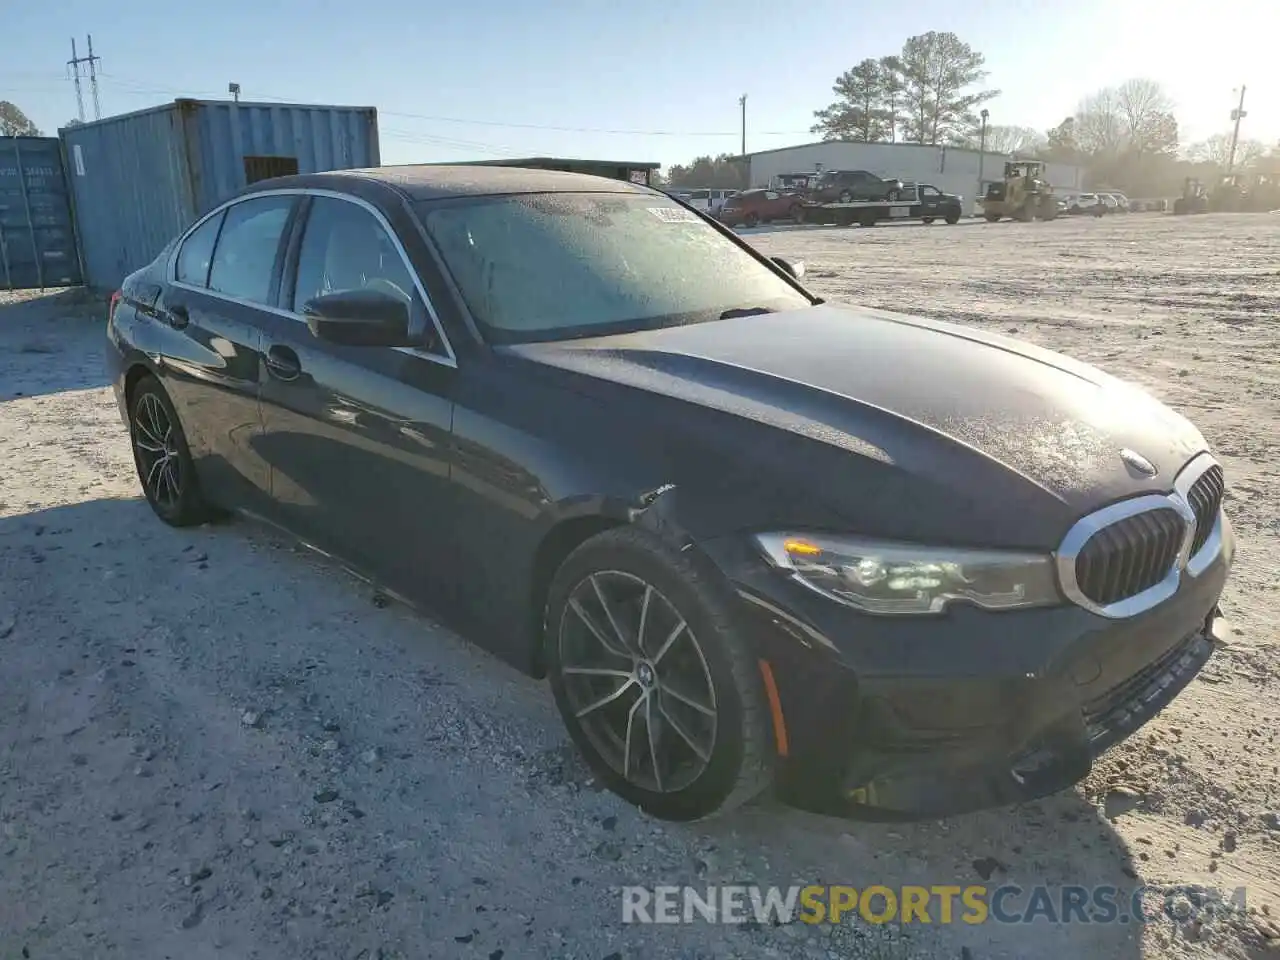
<box><xmin>106</xmin><ymin>166</ymin><xmax>1234</xmax><ymax>823</ymax></box>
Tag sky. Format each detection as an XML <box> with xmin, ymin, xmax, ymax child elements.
<box><xmin>4</xmin><ymin>0</ymin><xmax>1276</xmax><ymax>170</ymax></box>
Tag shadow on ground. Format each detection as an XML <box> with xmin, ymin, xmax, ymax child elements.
<box><xmin>1</xmin><ymin>287</ymin><xmax>111</xmax><ymax>401</ymax></box>
<box><xmin>0</xmin><ymin>496</ymin><xmax>1158</xmax><ymax>959</ymax></box>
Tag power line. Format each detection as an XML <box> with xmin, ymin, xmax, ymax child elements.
<box><xmin>96</xmin><ymin>72</ymin><xmax>810</xmax><ymax>138</ymax></box>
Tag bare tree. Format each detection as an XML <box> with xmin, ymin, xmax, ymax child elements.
<box><xmin>897</xmin><ymin>31</ymin><xmax>998</xmax><ymax>144</ymax></box>
<box><xmin>1074</xmin><ymin>87</ymin><xmax>1125</xmax><ymax>158</ymax></box>
<box><xmin>1187</xmin><ymin>133</ymin><xmax>1267</xmax><ymax>170</ymax></box>
<box><xmin>811</xmin><ymin>59</ymin><xmax>893</xmax><ymax>142</ymax></box>
<box><xmin>1116</xmin><ymin>79</ymin><xmax>1177</xmax><ymax>156</ymax></box>
<box><xmin>956</xmin><ymin>124</ymin><xmax>1046</xmax><ymax>155</ymax></box>
<box><xmin>0</xmin><ymin>101</ymin><xmax>41</xmax><ymax>137</ymax></box>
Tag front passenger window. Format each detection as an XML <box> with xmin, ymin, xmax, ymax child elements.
<box><xmin>292</xmin><ymin>197</ymin><xmax>418</xmax><ymax>311</ymax></box>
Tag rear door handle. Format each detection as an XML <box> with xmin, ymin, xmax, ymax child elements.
<box><xmin>265</xmin><ymin>344</ymin><xmax>302</xmax><ymax>381</ymax></box>
<box><xmin>166</xmin><ymin>303</ymin><xmax>189</xmax><ymax>329</ymax></box>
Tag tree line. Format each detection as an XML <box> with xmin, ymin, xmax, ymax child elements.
<box><xmin>665</xmin><ymin>33</ymin><xmax>1279</xmax><ymax>196</ymax></box>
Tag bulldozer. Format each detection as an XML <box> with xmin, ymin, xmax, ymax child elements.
<box><xmin>982</xmin><ymin>160</ymin><xmax>1059</xmax><ymax>222</ymax></box>
<box><xmin>1172</xmin><ymin>178</ymin><xmax>1209</xmax><ymax>215</ymax></box>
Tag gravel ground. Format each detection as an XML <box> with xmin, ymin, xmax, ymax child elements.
<box><xmin>2</xmin><ymin>212</ymin><xmax>1278</xmax><ymax>960</ymax></box>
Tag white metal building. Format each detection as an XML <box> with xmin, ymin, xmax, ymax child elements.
<box><xmin>745</xmin><ymin>141</ymin><xmax>1086</xmax><ymax>215</ymax></box>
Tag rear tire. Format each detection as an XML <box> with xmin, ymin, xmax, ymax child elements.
<box><xmin>984</xmin><ymin>213</ymin><xmax>1001</xmax><ymax>223</ymax></box>
<box><xmin>545</xmin><ymin>527</ymin><xmax>773</xmax><ymax>821</ymax></box>
<box><xmin>128</xmin><ymin>376</ymin><xmax>214</xmax><ymax>527</ymax></box>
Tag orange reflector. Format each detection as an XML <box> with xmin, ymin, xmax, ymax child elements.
<box><xmin>757</xmin><ymin>659</ymin><xmax>789</xmax><ymax>758</ymax></box>
<box><xmin>782</xmin><ymin>538</ymin><xmax>822</xmax><ymax>557</ymax></box>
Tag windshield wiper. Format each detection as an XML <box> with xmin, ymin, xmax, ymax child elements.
<box><xmin>718</xmin><ymin>306</ymin><xmax>778</xmax><ymax>320</ymax></box>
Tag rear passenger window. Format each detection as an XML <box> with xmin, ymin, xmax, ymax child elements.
<box><xmin>208</xmin><ymin>196</ymin><xmax>294</xmax><ymax>304</ymax></box>
<box><xmin>176</xmin><ymin>211</ymin><xmax>224</xmax><ymax>286</ymax></box>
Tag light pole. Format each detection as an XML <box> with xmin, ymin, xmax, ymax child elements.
<box><xmin>1227</xmin><ymin>86</ymin><xmax>1247</xmax><ymax>175</ymax></box>
<box><xmin>976</xmin><ymin>108</ymin><xmax>989</xmax><ymax>215</ymax></box>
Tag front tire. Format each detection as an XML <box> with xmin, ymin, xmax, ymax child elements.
<box><xmin>128</xmin><ymin>375</ymin><xmax>214</xmax><ymax>527</ymax></box>
<box><xmin>545</xmin><ymin>527</ymin><xmax>773</xmax><ymax>821</ymax></box>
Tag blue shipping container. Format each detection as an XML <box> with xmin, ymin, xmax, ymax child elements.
<box><xmin>60</xmin><ymin>98</ymin><xmax>379</xmax><ymax>290</ymax></box>
<box><xmin>0</xmin><ymin>136</ymin><xmax>82</xmax><ymax>290</ymax></box>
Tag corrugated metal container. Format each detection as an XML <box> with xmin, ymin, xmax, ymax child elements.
<box><xmin>0</xmin><ymin>136</ymin><xmax>82</xmax><ymax>290</ymax></box>
<box><xmin>60</xmin><ymin>98</ymin><xmax>379</xmax><ymax>289</ymax></box>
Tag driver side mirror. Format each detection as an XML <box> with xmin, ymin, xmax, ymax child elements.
<box><xmin>771</xmin><ymin>256</ymin><xmax>806</xmax><ymax>281</ymax></box>
<box><xmin>301</xmin><ymin>289</ymin><xmax>417</xmax><ymax>347</ymax></box>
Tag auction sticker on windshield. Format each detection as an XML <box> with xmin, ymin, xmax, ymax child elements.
<box><xmin>648</xmin><ymin>206</ymin><xmax>701</xmax><ymax>223</ymax></box>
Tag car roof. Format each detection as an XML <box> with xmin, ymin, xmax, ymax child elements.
<box><xmin>249</xmin><ymin>164</ymin><xmax>649</xmax><ymax>202</ymax></box>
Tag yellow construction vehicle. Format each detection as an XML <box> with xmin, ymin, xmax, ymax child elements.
<box><xmin>981</xmin><ymin>160</ymin><xmax>1059</xmax><ymax>222</ymax></box>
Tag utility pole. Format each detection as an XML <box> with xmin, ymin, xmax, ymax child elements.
<box><xmin>976</xmin><ymin>108</ymin><xmax>989</xmax><ymax>215</ymax></box>
<box><xmin>738</xmin><ymin>94</ymin><xmax>747</xmax><ymax>156</ymax></box>
<box><xmin>68</xmin><ymin>38</ymin><xmax>85</xmax><ymax>123</ymax></box>
<box><xmin>1227</xmin><ymin>85</ymin><xmax>1248</xmax><ymax>175</ymax></box>
<box><xmin>86</xmin><ymin>35</ymin><xmax>101</xmax><ymax>121</ymax></box>
<box><xmin>67</xmin><ymin>36</ymin><xmax>102</xmax><ymax>121</ymax></box>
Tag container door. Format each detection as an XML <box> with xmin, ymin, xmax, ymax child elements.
<box><xmin>0</xmin><ymin>137</ymin><xmax>82</xmax><ymax>290</ymax></box>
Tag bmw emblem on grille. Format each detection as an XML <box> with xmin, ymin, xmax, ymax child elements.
<box><xmin>1120</xmin><ymin>448</ymin><xmax>1158</xmax><ymax>478</ymax></box>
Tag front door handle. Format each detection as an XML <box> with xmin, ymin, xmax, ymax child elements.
<box><xmin>265</xmin><ymin>344</ymin><xmax>302</xmax><ymax>381</ymax></box>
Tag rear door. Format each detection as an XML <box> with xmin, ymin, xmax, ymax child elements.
<box><xmin>160</xmin><ymin>194</ymin><xmax>298</xmax><ymax>510</ymax></box>
<box><xmin>254</xmin><ymin>192</ymin><xmax>457</xmax><ymax>592</ymax></box>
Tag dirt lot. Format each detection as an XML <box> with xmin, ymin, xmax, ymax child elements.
<box><xmin>2</xmin><ymin>212</ymin><xmax>1278</xmax><ymax>960</ymax></box>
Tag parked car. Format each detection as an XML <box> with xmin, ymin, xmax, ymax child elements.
<box><xmin>679</xmin><ymin>188</ymin><xmax>737</xmax><ymax>215</ymax></box>
<box><xmin>107</xmin><ymin>166</ymin><xmax>1233</xmax><ymax>823</ymax></box>
<box><xmin>1097</xmin><ymin>193</ymin><xmax>1121</xmax><ymax>213</ymax></box>
<box><xmin>1068</xmin><ymin>193</ymin><xmax>1101</xmax><ymax>214</ymax></box>
<box><xmin>718</xmin><ymin>188</ymin><xmax>801</xmax><ymax>227</ymax></box>
<box><xmin>808</xmin><ymin>169</ymin><xmax>905</xmax><ymax>203</ymax></box>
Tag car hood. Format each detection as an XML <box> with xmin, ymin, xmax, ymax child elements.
<box><xmin>501</xmin><ymin>304</ymin><xmax>1206</xmax><ymax>516</ymax></box>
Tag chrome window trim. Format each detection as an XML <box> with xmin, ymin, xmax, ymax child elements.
<box><xmin>1056</xmin><ymin>452</ymin><xmax>1226</xmax><ymax>619</ymax></box>
<box><xmin>166</xmin><ymin>187</ymin><xmax>457</xmax><ymax>368</ymax></box>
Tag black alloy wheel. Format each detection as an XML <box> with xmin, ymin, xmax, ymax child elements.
<box><xmin>129</xmin><ymin>376</ymin><xmax>213</xmax><ymax>527</ymax></box>
<box><xmin>546</xmin><ymin>528</ymin><xmax>773</xmax><ymax>821</ymax></box>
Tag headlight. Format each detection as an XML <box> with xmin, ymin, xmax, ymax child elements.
<box><xmin>753</xmin><ymin>533</ymin><xmax>1061</xmax><ymax>615</ymax></box>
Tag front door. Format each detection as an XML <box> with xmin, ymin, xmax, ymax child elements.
<box><xmin>254</xmin><ymin>193</ymin><xmax>457</xmax><ymax>599</ymax></box>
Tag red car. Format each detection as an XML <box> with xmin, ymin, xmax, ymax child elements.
<box><xmin>718</xmin><ymin>188</ymin><xmax>802</xmax><ymax>227</ymax></box>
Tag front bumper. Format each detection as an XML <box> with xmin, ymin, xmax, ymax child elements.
<box><xmin>701</xmin><ymin>523</ymin><xmax>1232</xmax><ymax>821</ymax></box>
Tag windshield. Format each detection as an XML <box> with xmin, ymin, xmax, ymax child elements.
<box><xmin>419</xmin><ymin>192</ymin><xmax>811</xmax><ymax>344</ymax></box>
